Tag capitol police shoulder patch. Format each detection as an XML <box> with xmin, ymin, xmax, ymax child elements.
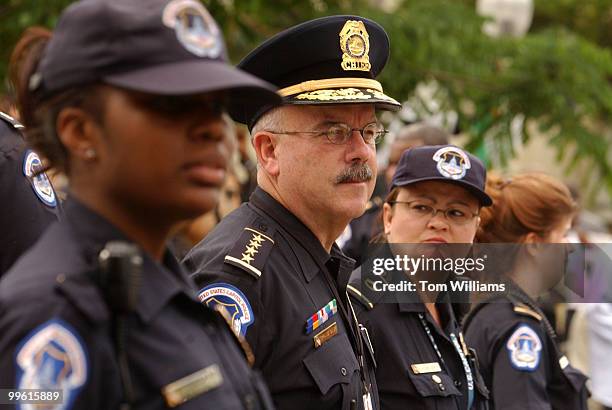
<box><xmin>15</xmin><ymin>319</ymin><xmax>88</xmax><ymax>410</ymax></box>
<box><xmin>506</xmin><ymin>324</ymin><xmax>542</xmax><ymax>372</ymax></box>
<box><xmin>198</xmin><ymin>283</ymin><xmax>254</xmax><ymax>337</ymax></box>
<box><xmin>23</xmin><ymin>149</ymin><xmax>57</xmax><ymax>208</ymax></box>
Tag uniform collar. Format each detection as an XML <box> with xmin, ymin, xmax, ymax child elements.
<box><xmin>249</xmin><ymin>187</ymin><xmax>355</xmax><ymax>283</ymax></box>
<box><xmin>62</xmin><ymin>197</ymin><xmax>198</xmax><ymax>324</ymax></box>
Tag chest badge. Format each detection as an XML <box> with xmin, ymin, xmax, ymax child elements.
<box><xmin>410</xmin><ymin>362</ymin><xmax>442</xmax><ymax>374</ymax></box>
<box><xmin>162</xmin><ymin>364</ymin><xmax>223</xmax><ymax>407</ymax></box>
<box><xmin>313</xmin><ymin>322</ymin><xmax>338</xmax><ymax>348</ymax></box>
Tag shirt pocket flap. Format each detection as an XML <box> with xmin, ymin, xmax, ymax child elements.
<box><xmin>303</xmin><ymin>332</ymin><xmax>359</xmax><ymax>395</ymax></box>
<box><xmin>407</xmin><ymin>370</ymin><xmax>462</xmax><ymax>398</ymax></box>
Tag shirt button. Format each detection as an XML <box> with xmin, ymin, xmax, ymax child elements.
<box><xmin>341</xmin><ymin>367</ymin><xmax>347</xmax><ymax>376</ymax></box>
<box><xmin>454</xmin><ymin>380</ymin><xmax>462</xmax><ymax>388</ymax></box>
<box><xmin>438</xmin><ymin>384</ymin><xmax>446</xmax><ymax>391</ymax></box>
<box><xmin>258</xmin><ymin>223</ymin><xmax>268</xmax><ymax>232</ymax></box>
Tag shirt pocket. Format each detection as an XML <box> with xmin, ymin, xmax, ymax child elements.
<box><xmin>303</xmin><ymin>332</ymin><xmax>359</xmax><ymax>395</ymax></box>
<box><xmin>406</xmin><ymin>369</ymin><xmax>462</xmax><ymax>399</ymax></box>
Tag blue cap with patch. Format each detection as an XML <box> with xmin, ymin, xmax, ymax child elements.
<box><xmin>31</xmin><ymin>0</ymin><xmax>281</xmax><ymax>121</ymax></box>
<box><xmin>229</xmin><ymin>15</ymin><xmax>402</xmax><ymax>128</ymax></box>
<box><xmin>391</xmin><ymin>145</ymin><xmax>492</xmax><ymax>206</ymax></box>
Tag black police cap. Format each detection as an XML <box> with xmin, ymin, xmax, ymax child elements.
<box><xmin>391</xmin><ymin>145</ymin><xmax>493</xmax><ymax>206</ymax></box>
<box><xmin>31</xmin><ymin>0</ymin><xmax>281</xmax><ymax>120</ymax></box>
<box><xmin>229</xmin><ymin>15</ymin><xmax>401</xmax><ymax>128</ymax></box>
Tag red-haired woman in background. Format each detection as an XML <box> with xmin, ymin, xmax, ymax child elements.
<box><xmin>464</xmin><ymin>173</ymin><xmax>589</xmax><ymax>410</ymax></box>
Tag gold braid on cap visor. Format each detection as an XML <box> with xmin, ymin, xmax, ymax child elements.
<box><xmin>278</xmin><ymin>77</ymin><xmax>383</xmax><ymax>97</ymax></box>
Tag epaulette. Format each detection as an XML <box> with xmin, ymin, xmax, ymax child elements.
<box><xmin>223</xmin><ymin>223</ymin><xmax>275</xmax><ymax>279</ymax></box>
<box><xmin>512</xmin><ymin>303</ymin><xmax>542</xmax><ymax>322</ymax></box>
<box><xmin>347</xmin><ymin>283</ymin><xmax>374</xmax><ymax>310</ymax></box>
<box><xmin>347</xmin><ymin>268</ymin><xmax>375</xmax><ymax>310</ymax></box>
<box><xmin>0</xmin><ymin>111</ymin><xmax>25</xmax><ymax>130</ymax></box>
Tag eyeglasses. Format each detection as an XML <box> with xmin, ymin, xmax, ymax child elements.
<box><xmin>388</xmin><ymin>200</ymin><xmax>479</xmax><ymax>225</ymax></box>
<box><xmin>266</xmin><ymin>122</ymin><xmax>387</xmax><ymax>145</ymax></box>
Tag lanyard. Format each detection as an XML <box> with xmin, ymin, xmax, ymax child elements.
<box><xmin>418</xmin><ymin>313</ymin><xmax>474</xmax><ymax>409</ymax></box>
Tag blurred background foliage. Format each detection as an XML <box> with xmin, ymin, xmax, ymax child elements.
<box><xmin>1</xmin><ymin>0</ymin><xmax>611</xmax><ymax>203</ymax></box>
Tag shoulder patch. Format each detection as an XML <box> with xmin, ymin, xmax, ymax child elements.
<box><xmin>224</xmin><ymin>227</ymin><xmax>274</xmax><ymax>278</ymax></box>
<box><xmin>513</xmin><ymin>303</ymin><xmax>542</xmax><ymax>321</ymax></box>
<box><xmin>506</xmin><ymin>324</ymin><xmax>542</xmax><ymax>372</ymax></box>
<box><xmin>198</xmin><ymin>283</ymin><xmax>254</xmax><ymax>337</ymax></box>
<box><xmin>15</xmin><ymin>319</ymin><xmax>88</xmax><ymax>410</ymax></box>
<box><xmin>23</xmin><ymin>149</ymin><xmax>57</xmax><ymax>207</ymax></box>
<box><xmin>0</xmin><ymin>111</ymin><xmax>24</xmax><ymax>130</ymax></box>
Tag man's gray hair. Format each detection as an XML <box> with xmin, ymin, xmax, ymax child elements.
<box><xmin>250</xmin><ymin>107</ymin><xmax>284</xmax><ymax>137</ymax></box>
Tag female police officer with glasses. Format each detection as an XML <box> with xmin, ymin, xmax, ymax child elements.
<box><xmin>348</xmin><ymin>145</ymin><xmax>491</xmax><ymax>409</ymax></box>
<box><xmin>0</xmin><ymin>0</ymin><xmax>281</xmax><ymax>409</ymax></box>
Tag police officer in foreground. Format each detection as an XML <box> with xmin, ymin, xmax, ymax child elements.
<box><xmin>0</xmin><ymin>110</ymin><xmax>60</xmax><ymax>275</ymax></box>
<box><xmin>0</xmin><ymin>0</ymin><xmax>281</xmax><ymax>408</ymax></box>
<box><xmin>183</xmin><ymin>16</ymin><xmax>401</xmax><ymax>410</ymax></box>
<box><xmin>348</xmin><ymin>145</ymin><xmax>492</xmax><ymax>409</ymax></box>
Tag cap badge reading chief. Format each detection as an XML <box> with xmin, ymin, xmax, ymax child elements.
<box><xmin>163</xmin><ymin>0</ymin><xmax>221</xmax><ymax>58</ymax></box>
<box><xmin>432</xmin><ymin>146</ymin><xmax>472</xmax><ymax>180</ymax></box>
<box><xmin>340</xmin><ymin>20</ymin><xmax>371</xmax><ymax>72</ymax></box>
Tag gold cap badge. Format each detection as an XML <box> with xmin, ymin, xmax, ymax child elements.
<box><xmin>339</xmin><ymin>20</ymin><xmax>371</xmax><ymax>72</ymax></box>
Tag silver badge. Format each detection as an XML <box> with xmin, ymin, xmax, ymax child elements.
<box><xmin>432</xmin><ymin>146</ymin><xmax>472</xmax><ymax>180</ymax></box>
<box><xmin>163</xmin><ymin>0</ymin><xmax>222</xmax><ymax>58</ymax></box>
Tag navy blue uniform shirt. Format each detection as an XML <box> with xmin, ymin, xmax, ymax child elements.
<box><xmin>184</xmin><ymin>187</ymin><xmax>379</xmax><ymax>410</ymax></box>
<box><xmin>348</xmin><ymin>263</ymin><xmax>490</xmax><ymax>410</ymax></box>
<box><xmin>0</xmin><ymin>198</ymin><xmax>274</xmax><ymax>409</ymax></box>
<box><xmin>464</xmin><ymin>283</ymin><xmax>589</xmax><ymax>410</ymax></box>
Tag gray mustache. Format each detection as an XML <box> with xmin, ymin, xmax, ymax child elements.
<box><xmin>336</xmin><ymin>163</ymin><xmax>373</xmax><ymax>183</ymax></box>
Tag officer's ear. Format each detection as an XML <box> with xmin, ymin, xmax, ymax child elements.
<box><xmin>56</xmin><ymin>106</ymin><xmax>104</xmax><ymax>165</ymax></box>
<box><xmin>252</xmin><ymin>130</ymin><xmax>280</xmax><ymax>177</ymax></box>
<box><xmin>383</xmin><ymin>202</ymin><xmax>394</xmax><ymax>235</ymax></box>
<box><xmin>522</xmin><ymin>231</ymin><xmax>544</xmax><ymax>257</ymax></box>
